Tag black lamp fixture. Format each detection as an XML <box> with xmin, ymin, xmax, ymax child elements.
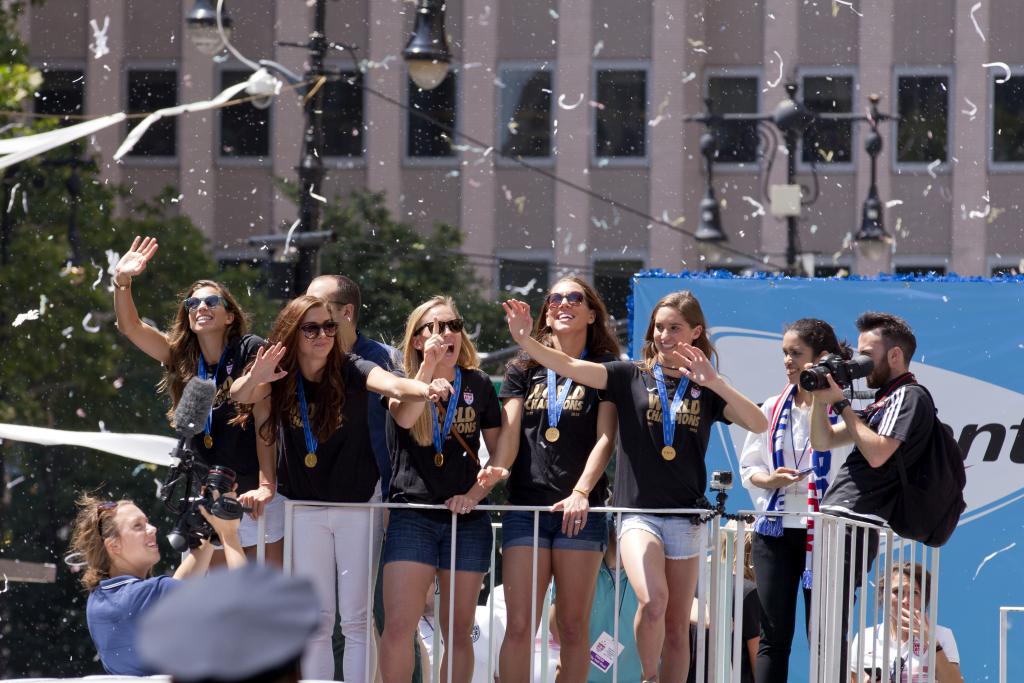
<box><xmin>855</xmin><ymin>94</ymin><xmax>893</xmax><ymax>263</ymax></box>
<box><xmin>403</xmin><ymin>0</ymin><xmax>452</xmax><ymax>90</ymax></box>
<box><xmin>185</xmin><ymin>0</ymin><xmax>233</xmax><ymax>56</ymax></box>
<box><xmin>694</xmin><ymin>129</ymin><xmax>727</xmax><ymax>263</ymax></box>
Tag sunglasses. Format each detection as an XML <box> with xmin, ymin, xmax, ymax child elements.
<box><xmin>300</xmin><ymin>321</ymin><xmax>339</xmax><ymax>339</ymax></box>
<box><xmin>415</xmin><ymin>319</ymin><xmax>465</xmax><ymax>336</ymax></box>
<box><xmin>546</xmin><ymin>291</ymin><xmax>586</xmax><ymax>307</ymax></box>
<box><xmin>184</xmin><ymin>294</ymin><xmax>225</xmax><ymax>311</ymax></box>
<box><xmin>96</xmin><ymin>501</ymin><xmax>117</xmax><ymax>535</ymax></box>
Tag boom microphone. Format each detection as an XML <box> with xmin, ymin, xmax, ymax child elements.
<box><xmin>173</xmin><ymin>377</ymin><xmax>217</xmax><ymax>439</ymax></box>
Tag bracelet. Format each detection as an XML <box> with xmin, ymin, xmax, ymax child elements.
<box><xmin>573</xmin><ymin>487</ymin><xmax>590</xmax><ymax>497</ymax></box>
<box><xmin>831</xmin><ymin>398</ymin><xmax>851</xmax><ymax>414</ymax></box>
<box><xmin>114</xmin><ymin>278</ymin><xmax>131</xmax><ymax>291</ymax></box>
<box><xmin>258</xmin><ymin>482</ymin><xmax>275</xmax><ymax>489</ymax></box>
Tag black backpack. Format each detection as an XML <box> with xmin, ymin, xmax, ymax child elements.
<box><xmin>888</xmin><ymin>385</ymin><xmax>967</xmax><ymax>547</ymax></box>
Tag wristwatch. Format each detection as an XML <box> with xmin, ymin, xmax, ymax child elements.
<box><xmin>831</xmin><ymin>398</ymin><xmax>851</xmax><ymax>414</ymax></box>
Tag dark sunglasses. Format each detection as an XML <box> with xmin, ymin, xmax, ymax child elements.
<box><xmin>184</xmin><ymin>294</ymin><xmax>225</xmax><ymax>311</ymax></box>
<box><xmin>546</xmin><ymin>291</ymin><xmax>586</xmax><ymax>307</ymax></box>
<box><xmin>300</xmin><ymin>321</ymin><xmax>339</xmax><ymax>339</ymax></box>
<box><xmin>96</xmin><ymin>501</ymin><xmax>117</xmax><ymax>535</ymax></box>
<box><xmin>415</xmin><ymin>319</ymin><xmax>465</xmax><ymax>335</ymax></box>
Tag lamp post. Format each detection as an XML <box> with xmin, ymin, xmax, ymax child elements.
<box><xmin>186</xmin><ymin>0</ymin><xmax>450</xmax><ymax>296</ymax></box>
<box><xmin>689</xmin><ymin>83</ymin><xmax>894</xmax><ymax>276</ymax></box>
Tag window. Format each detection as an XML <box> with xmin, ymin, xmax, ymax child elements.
<box><xmin>707</xmin><ymin>76</ymin><xmax>759</xmax><ymax>163</ymax></box>
<box><xmin>499</xmin><ymin>67</ymin><xmax>552</xmax><ymax>158</ymax></box>
<box><xmin>893</xmin><ymin>265</ymin><xmax>947</xmax><ymax>276</ymax></box>
<box><xmin>594</xmin><ymin>259</ymin><xmax>643</xmax><ymax>320</ymax></box>
<box><xmin>127</xmin><ymin>69</ymin><xmax>177</xmax><ymax>157</ymax></box>
<box><xmin>802</xmin><ymin>75</ymin><xmax>854</xmax><ymax>164</ymax></box>
<box><xmin>595</xmin><ymin>69</ymin><xmax>646</xmax><ymax>158</ymax></box>
<box><xmin>323</xmin><ymin>71</ymin><xmax>364</xmax><ymax>158</ymax></box>
<box><xmin>896</xmin><ymin>75</ymin><xmax>948</xmax><ymax>164</ymax></box>
<box><xmin>408</xmin><ymin>72</ymin><xmax>457</xmax><ymax>158</ymax></box>
<box><xmin>499</xmin><ymin>258</ymin><xmax>549</xmax><ymax>311</ymax></box>
<box><xmin>992</xmin><ymin>75</ymin><xmax>1024</xmax><ymax>163</ymax></box>
<box><xmin>219</xmin><ymin>70</ymin><xmax>269</xmax><ymax>158</ymax></box>
<box><xmin>34</xmin><ymin>69</ymin><xmax>84</xmax><ymax>123</ymax></box>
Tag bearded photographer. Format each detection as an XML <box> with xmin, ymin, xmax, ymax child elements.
<box><xmin>68</xmin><ymin>491</ymin><xmax>247</xmax><ymax>675</ymax></box>
<box><xmin>806</xmin><ymin>311</ymin><xmax>934</xmax><ymax>678</ymax></box>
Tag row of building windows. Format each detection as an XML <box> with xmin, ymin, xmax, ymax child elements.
<box><xmin>30</xmin><ymin>66</ymin><xmax>1024</xmax><ymax>166</ymax></box>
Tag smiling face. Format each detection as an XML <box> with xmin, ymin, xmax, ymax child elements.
<box><xmin>782</xmin><ymin>330</ymin><xmax>817</xmax><ymax>386</ymax></box>
<box><xmin>413</xmin><ymin>304</ymin><xmax>462</xmax><ymax>368</ymax></box>
<box><xmin>297</xmin><ymin>305</ymin><xmax>336</xmax><ymax>360</ymax></box>
<box><xmin>544</xmin><ymin>280</ymin><xmax>596</xmax><ymax>336</ymax></box>
<box><xmin>105</xmin><ymin>503</ymin><xmax>160</xmax><ymax>576</ymax></box>
<box><xmin>652</xmin><ymin>306</ymin><xmax>702</xmax><ymax>362</ymax></box>
<box><xmin>187</xmin><ymin>285</ymin><xmax>234</xmax><ymax>336</ymax></box>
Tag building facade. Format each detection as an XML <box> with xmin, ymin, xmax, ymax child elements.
<box><xmin>18</xmin><ymin>0</ymin><xmax>1024</xmax><ymax>316</ymax></box>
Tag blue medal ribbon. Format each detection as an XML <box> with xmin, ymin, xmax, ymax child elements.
<box><xmin>653</xmin><ymin>364</ymin><xmax>689</xmax><ymax>457</ymax></box>
<box><xmin>296</xmin><ymin>375</ymin><xmax>318</xmax><ymax>463</ymax></box>
<box><xmin>197</xmin><ymin>346</ymin><xmax>228</xmax><ymax>447</ymax></box>
<box><xmin>545</xmin><ymin>348</ymin><xmax>587</xmax><ymax>440</ymax></box>
<box><xmin>430</xmin><ymin>367</ymin><xmax>462</xmax><ymax>463</ymax></box>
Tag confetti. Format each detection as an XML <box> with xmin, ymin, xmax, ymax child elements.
<box><xmin>592</xmin><ymin>40</ymin><xmax>605</xmax><ymax>58</ymax></box>
<box><xmin>113</xmin><ymin>377</ymin><xmax>124</xmax><ymax>389</ymax></box>
<box><xmin>505</xmin><ymin>278</ymin><xmax>537</xmax><ymax>296</ymax></box>
<box><xmin>926</xmin><ymin>159</ymin><xmax>941</xmax><ymax>178</ymax></box>
<box><xmin>832</xmin><ymin>0</ymin><xmax>863</xmax><ymax>17</ymax></box>
<box><xmin>983</xmin><ymin>62</ymin><xmax>1011</xmax><ymax>84</ymax></box>
<box><xmin>962</xmin><ymin>97</ymin><xmax>978</xmax><ymax>121</ymax></box>
<box><xmin>76</xmin><ymin>408</ymin><xmax>86</xmax><ymax>418</ymax></box>
<box><xmin>741</xmin><ymin>196</ymin><xmax>766</xmax><ymax>217</ymax></box>
<box><xmin>969</xmin><ymin>2</ymin><xmax>985</xmax><ymax>42</ymax></box>
<box><xmin>309</xmin><ymin>187</ymin><xmax>327</xmax><ymax>203</ymax></box>
<box><xmin>12</xmin><ymin>309</ymin><xmax>40</xmax><ymax>327</ymax></box>
<box><xmin>89</xmin><ymin>16</ymin><xmax>111</xmax><ymax>59</ymax></box>
<box><xmin>514</xmin><ymin>196</ymin><xmax>526</xmax><ymax>214</ymax></box>
<box><xmin>282</xmin><ymin>218</ymin><xmax>301</xmax><ymax>254</ymax></box>
<box><xmin>6</xmin><ymin>182</ymin><xmax>19</xmax><ymax>213</ymax></box>
<box><xmin>6</xmin><ymin>475</ymin><xmax>25</xmax><ymax>490</ymax></box>
<box><xmin>885</xmin><ymin>199</ymin><xmax>904</xmax><ymax>208</ymax></box>
<box><xmin>973</xmin><ymin>542</ymin><xmax>1016</xmax><ymax>581</ymax></box>
<box><xmin>91</xmin><ymin>265</ymin><xmax>104</xmax><ymax>290</ymax></box>
<box><xmin>0</xmin><ymin>574</ymin><xmax>7</xmax><ymax>595</ymax></box>
<box><xmin>549</xmin><ymin>8</ymin><xmax>559</xmax><ymax>19</ymax></box>
<box><xmin>765</xmin><ymin>50</ymin><xmax>784</xmax><ymax>90</ymax></box>
<box><xmin>681</xmin><ymin>72</ymin><xmax>697</xmax><ymax>84</ymax></box>
<box><xmin>61</xmin><ymin>326</ymin><xmax>73</xmax><ymax>338</ymax></box>
<box><xmin>648</xmin><ymin>96</ymin><xmax>671</xmax><ymax>127</ymax></box>
<box><xmin>968</xmin><ymin>204</ymin><xmax>991</xmax><ymax>219</ymax></box>
<box><xmin>82</xmin><ymin>312</ymin><xmax>100</xmax><ymax>333</ymax></box>
<box><xmin>360</xmin><ymin>55</ymin><xmax>397</xmax><ymax>71</ymax></box>
<box><xmin>557</xmin><ymin>93</ymin><xmax>585</xmax><ymax>110</ymax></box>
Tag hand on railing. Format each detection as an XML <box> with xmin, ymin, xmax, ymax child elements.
<box><xmin>238</xmin><ymin>484</ymin><xmax>275</xmax><ymax>520</ymax></box>
<box><xmin>445</xmin><ymin>492</ymin><xmax>481</xmax><ymax>515</ymax></box>
<box><xmin>551</xmin><ymin>490</ymin><xmax>590</xmax><ymax>537</ymax></box>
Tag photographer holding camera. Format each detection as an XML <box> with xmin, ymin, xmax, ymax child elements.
<box><xmin>69</xmin><ymin>491</ymin><xmax>247</xmax><ymax>675</ymax></box>
<box><xmin>807</xmin><ymin>312</ymin><xmax>934</xmax><ymax>677</ymax></box>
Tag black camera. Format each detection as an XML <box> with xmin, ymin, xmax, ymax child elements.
<box><xmin>799</xmin><ymin>354</ymin><xmax>874</xmax><ymax>391</ymax></box>
<box><xmin>164</xmin><ymin>463</ymin><xmax>244</xmax><ymax>552</ymax></box>
<box><xmin>710</xmin><ymin>470</ymin><xmax>733</xmax><ymax>491</ymax></box>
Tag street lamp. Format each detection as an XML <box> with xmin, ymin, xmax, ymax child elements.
<box><xmin>854</xmin><ymin>94</ymin><xmax>892</xmax><ymax>263</ymax></box>
<box><xmin>184</xmin><ymin>0</ymin><xmax>233</xmax><ymax>56</ymax></box>
<box><xmin>694</xmin><ymin>128</ymin><xmax>727</xmax><ymax>263</ymax></box>
<box><xmin>403</xmin><ymin>0</ymin><xmax>452</xmax><ymax>90</ymax></box>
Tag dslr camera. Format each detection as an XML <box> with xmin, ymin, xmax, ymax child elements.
<box><xmin>799</xmin><ymin>354</ymin><xmax>874</xmax><ymax>391</ymax></box>
<box><xmin>161</xmin><ymin>460</ymin><xmax>244</xmax><ymax>552</ymax></box>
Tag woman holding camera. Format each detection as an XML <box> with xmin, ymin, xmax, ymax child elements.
<box><xmin>232</xmin><ymin>295</ymin><xmax>449</xmax><ymax>683</ymax></box>
<box><xmin>503</xmin><ymin>291</ymin><xmax>767</xmax><ymax>683</ymax></box>
<box><xmin>69</xmin><ymin>492</ymin><xmax>245</xmax><ymax>675</ymax></box>
<box><xmin>111</xmin><ymin>236</ymin><xmax>279</xmax><ymax>564</ymax></box>
<box><xmin>738</xmin><ymin>318</ymin><xmax>854</xmax><ymax>683</ymax></box>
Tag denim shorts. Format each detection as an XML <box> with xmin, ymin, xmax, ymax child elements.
<box><xmin>502</xmin><ymin>510</ymin><xmax>608</xmax><ymax>553</ymax></box>
<box><xmin>237</xmin><ymin>493</ymin><xmax>287</xmax><ymax>547</ymax></box>
<box><xmin>618</xmin><ymin>513</ymin><xmax>707</xmax><ymax>560</ymax></box>
<box><xmin>382</xmin><ymin>508</ymin><xmax>493</xmax><ymax>573</ymax></box>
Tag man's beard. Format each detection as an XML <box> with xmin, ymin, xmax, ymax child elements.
<box><xmin>867</xmin><ymin>355</ymin><xmax>892</xmax><ymax>388</ymax></box>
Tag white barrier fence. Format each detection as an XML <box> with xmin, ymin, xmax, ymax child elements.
<box><xmin>257</xmin><ymin>503</ymin><xmax>943</xmax><ymax>683</ymax></box>
<box><xmin>1000</xmin><ymin>606</ymin><xmax>1023</xmax><ymax>683</ymax></box>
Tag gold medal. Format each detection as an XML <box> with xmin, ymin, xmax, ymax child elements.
<box><xmin>661</xmin><ymin>445</ymin><xmax>676</xmax><ymax>461</ymax></box>
<box><xmin>204</xmin><ymin>434</ymin><xmax>213</xmax><ymax>449</ymax></box>
<box><xmin>545</xmin><ymin>427</ymin><xmax>561</xmax><ymax>442</ymax></box>
<box><xmin>434</xmin><ymin>452</ymin><xmax>444</xmax><ymax>467</ymax></box>
<box><xmin>304</xmin><ymin>452</ymin><xmax>318</xmax><ymax>468</ymax></box>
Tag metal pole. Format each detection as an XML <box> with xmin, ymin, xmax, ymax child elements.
<box><xmin>785</xmin><ymin>124</ymin><xmax>799</xmax><ymax>276</ymax></box>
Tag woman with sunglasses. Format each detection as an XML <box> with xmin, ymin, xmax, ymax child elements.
<box><xmin>502</xmin><ymin>292</ymin><xmax>768</xmax><ymax>683</ymax></box>
<box><xmin>69</xmin><ymin>492</ymin><xmax>245</xmax><ymax>675</ymax></box>
<box><xmin>378</xmin><ymin>296</ymin><xmax>502</xmax><ymax>683</ymax></box>
<box><xmin>112</xmin><ymin>236</ymin><xmax>281</xmax><ymax>565</ymax></box>
<box><xmin>232</xmin><ymin>295</ymin><xmax>451</xmax><ymax>683</ymax></box>
<box><xmin>475</xmin><ymin>277</ymin><xmax>620</xmax><ymax>683</ymax></box>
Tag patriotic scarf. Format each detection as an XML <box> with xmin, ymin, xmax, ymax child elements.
<box><xmin>752</xmin><ymin>384</ymin><xmax>838</xmax><ymax>588</ymax></box>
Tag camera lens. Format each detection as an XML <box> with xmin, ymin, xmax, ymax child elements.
<box><xmin>799</xmin><ymin>366</ymin><xmax>830</xmax><ymax>392</ymax></box>
<box><xmin>206</xmin><ymin>466</ymin><xmax>237</xmax><ymax>494</ymax></box>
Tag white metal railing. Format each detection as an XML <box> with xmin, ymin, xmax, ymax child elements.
<box><xmin>999</xmin><ymin>606</ymin><xmax>1024</xmax><ymax>683</ymax></box>
<box><xmin>255</xmin><ymin>502</ymin><xmax>942</xmax><ymax>683</ymax></box>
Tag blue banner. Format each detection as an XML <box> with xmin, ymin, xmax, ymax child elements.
<box><xmin>630</xmin><ymin>271</ymin><xmax>1024</xmax><ymax>682</ymax></box>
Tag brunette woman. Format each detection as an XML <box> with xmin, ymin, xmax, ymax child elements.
<box><xmin>231</xmin><ymin>295</ymin><xmax>449</xmax><ymax>683</ymax></box>
<box><xmin>112</xmin><ymin>236</ymin><xmax>279</xmax><ymax>564</ymax></box>
<box><xmin>502</xmin><ymin>291</ymin><xmax>768</xmax><ymax>683</ymax></box>
<box><xmin>478</xmin><ymin>277</ymin><xmax>619</xmax><ymax>683</ymax></box>
<box><xmin>738</xmin><ymin>319</ymin><xmax>853</xmax><ymax>683</ymax></box>
<box><xmin>378</xmin><ymin>296</ymin><xmax>502</xmax><ymax>683</ymax></box>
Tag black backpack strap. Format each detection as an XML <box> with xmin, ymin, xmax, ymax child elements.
<box><xmin>891</xmin><ymin>382</ymin><xmax>935</xmax><ymax>490</ymax></box>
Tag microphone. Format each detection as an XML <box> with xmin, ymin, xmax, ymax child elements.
<box><xmin>173</xmin><ymin>377</ymin><xmax>217</xmax><ymax>439</ymax></box>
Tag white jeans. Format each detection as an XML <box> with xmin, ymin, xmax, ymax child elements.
<box><xmin>293</xmin><ymin>502</ymin><xmax>384</xmax><ymax>682</ymax></box>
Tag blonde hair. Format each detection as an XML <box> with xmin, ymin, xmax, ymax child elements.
<box><xmin>639</xmin><ymin>290</ymin><xmax>717</xmax><ymax>371</ymax></box>
<box><xmin>399</xmin><ymin>296</ymin><xmax>480</xmax><ymax>447</ymax></box>
<box><xmin>68</xmin><ymin>494</ymin><xmax>133</xmax><ymax>592</ymax></box>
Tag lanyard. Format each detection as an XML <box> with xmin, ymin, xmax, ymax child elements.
<box><xmin>197</xmin><ymin>346</ymin><xmax>228</xmax><ymax>447</ymax></box>
<box><xmin>430</xmin><ymin>367</ymin><xmax>462</xmax><ymax>466</ymax></box>
<box><xmin>653</xmin><ymin>364</ymin><xmax>689</xmax><ymax>461</ymax></box>
<box><xmin>545</xmin><ymin>348</ymin><xmax>587</xmax><ymax>442</ymax></box>
<box><xmin>297</xmin><ymin>375</ymin><xmax>319</xmax><ymax>468</ymax></box>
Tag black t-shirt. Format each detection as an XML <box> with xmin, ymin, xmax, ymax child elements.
<box><xmin>499</xmin><ymin>356</ymin><xmax>614</xmax><ymax>506</ymax></box>
<box><xmin>277</xmin><ymin>355</ymin><xmax>380</xmax><ymax>502</ymax></box>
<box><xmin>387</xmin><ymin>368</ymin><xmax>501</xmax><ymax>510</ymax></box>
<box><xmin>603</xmin><ymin>361</ymin><xmax>728</xmax><ymax>509</ymax></box>
<box><xmin>821</xmin><ymin>375</ymin><xmax>934</xmax><ymax>525</ymax></box>
<box><xmin>189</xmin><ymin>334</ymin><xmax>264</xmax><ymax>494</ymax></box>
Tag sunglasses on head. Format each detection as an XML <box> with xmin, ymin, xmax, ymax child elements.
<box><xmin>546</xmin><ymin>291</ymin><xmax>586</xmax><ymax>307</ymax></box>
<box><xmin>184</xmin><ymin>294</ymin><xmax>225</xmax><ymax>311</ymax></box>
<box><xmin>300</xmin><ymin>321</ymin><xmax>339</xmax><ymax>339</ymax></box>
<box><xmin>415</xmin><ymin>319</ymin><xmax>465</xmax><ymax>336</ymax></box>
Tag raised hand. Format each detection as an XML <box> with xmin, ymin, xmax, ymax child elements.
<box><xmin>476</xmin><ymin>465</ymin><xmax>510</xmax><ymax>490</ymax></box>
<box><xmin>250</xmin><ymin>342</ymin><xmax>288</xmax><ymax>384</ymax></box>
<box><xmin>677</xmin><ymin>343</ymin><xmax>719</xmax><ymax>386</ymax></box>
<box><xmin>114</xmin><ymin>235</ymin><xmax>159</xmax><ymax>282</ymax></box>
<box><xmin>426</xmin><ymin>377</ymin><xmax>453</xmax><ymax>402</ymax></box>
<box><xmin>502</xmin><ymin>299</ymin><xmax>534</xmax><ymax>343</ymax></box>
<box><xmin>422</xmin><ymin>333</ymin><xmax>447</xmax><ymax>368</ymax></box>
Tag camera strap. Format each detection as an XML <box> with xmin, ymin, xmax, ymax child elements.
<box><xmin>866</xmin><ymin>372</ymin><xmax>917</xmax><ymax>413</ymax></box>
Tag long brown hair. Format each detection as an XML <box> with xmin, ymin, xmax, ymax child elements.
<box><xmin>639</xmin><ymin>290</ymin><xmax>717</xmax><ymax>371</ymax></box>
<box><xmin>514</xmin><ymin>276</ymin><xmax>620</xmax><ymax>370</ymax></box>
<box><xmin>68</xmin><ymin>494</ymin><xmax>134</xmax><ymax>592</ymax></box>
<box><xmin>236</xmin><ymin>296</ymin><xmax>348</xmax><ymax>444</ymax></box>
<box><xmin>399</xmin><ymin>296</ymin><xmax>480</xmax><ymax>447</ymax></box>
<box><xmin>161</xmin><ymin>280</ymin><xmax>248</xmax><ymax>422</ymax></box>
